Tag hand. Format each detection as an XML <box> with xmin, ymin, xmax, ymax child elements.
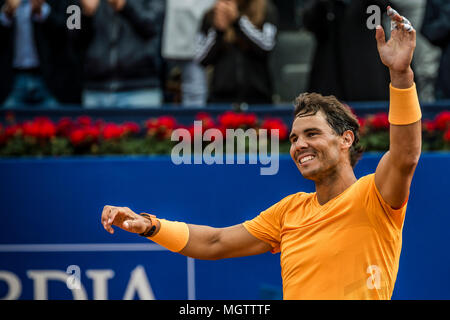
<box><xmin>213</xmin><ymin>9</ymin><xmax>229</xmax><ymax>31</ymax></box>
<box><xmin>222</xmin><ymin>0</ymin><xmax>238</xmax><ymax>24</ymax></box>
<box><xmin>101</xmin><ymin>205</ymin><xmax>151</xmax><ymax>235</ymax></box>
<box><xmin>214</xmin><ymin>0</ymin><xmax>238</xmax><ymax>31</ymax></box>
<box><xmin>80</xmin><ymin>0</ymin><xmax>100</xmax><ymax>17</ymax></box>
<box><xmin>375</xmin><ymin>6</ymin><xmax>416</xmax><ymax>74</ymax></box>
<box><xmin>30</xmin><ymin>0</ymin><xmax>45</xmax><ymax>15</ymax></box>
<box><xmin>2</xmin><ymin>0</ymin><xmax>21</xmax><ymax>18</ymax></box>
<box><xmin>107</xmin><ymin>0</ymin><xmax>126</xmax><ymax>12</ymax></box>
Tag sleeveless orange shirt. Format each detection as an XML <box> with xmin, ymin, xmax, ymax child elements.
<box><xmin>243</xmin><ymin>174</ymin><xmax>407</xmax><ymax>300</ymax></box>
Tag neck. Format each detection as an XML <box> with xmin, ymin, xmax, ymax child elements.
<box><xmin>314</xmin><ymin>165</ymin><xmax>357</xmax><ymax>205</ymax></box>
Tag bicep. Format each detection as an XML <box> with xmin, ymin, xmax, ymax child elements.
<box><xmin>179</xmin><ymin>224</ymin><xmax>272</xmax><ymax>260</ymax></box>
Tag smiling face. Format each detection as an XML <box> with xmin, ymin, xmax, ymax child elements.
<box><xmin>289</xmin><ymin>110</ymin><xmax>353</xmax><ymax>181</ymax></box>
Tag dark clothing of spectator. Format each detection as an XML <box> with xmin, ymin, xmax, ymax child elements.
<box><xmin>196</xmin><ymin>0</ymin><xmax>278</xmax><ymax>105</ymax></box>
<box><xmin>421</xmin><ymin>0</ymin><xmax>450</xmax><ymax>99</ymax></box>
<box><xmin>0</xmin><ymin>0</ymin><xmax>82</xmax><ymax>105</ymax></box>
<box><xmin>78</xmin><ymin>0</ymin><xmax>165</xmax><ymax>95</ymax></box>
<box><xmin>302</xmin><ymin>0</ymin><xmax>390</xmax><ymax>101</ymax></box>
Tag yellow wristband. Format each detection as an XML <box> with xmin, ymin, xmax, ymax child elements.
<box><xmin>147</xmin><ymin>219</ymin><xmax>189</xmax><ymax>253</ymax></box>
<box><xmin>389</xmin><ymin>83</ymin><xmax>422</xmax><ymax>125</ymax></box>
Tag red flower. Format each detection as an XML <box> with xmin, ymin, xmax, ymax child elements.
<box><xmin>146</xmin><ymin>116</ymin><xmax>178</xmax><ymax>139</ymax></box>
<box><xmin>5</xmin><ymin>124</ymin><xmax>22</xmax><ymax>138</ymax></box>
<box><xmin>102</xmin><ymin>123</ymin><xmax>124</xmax><ymax>140</ymax></box>
<box><xmin>242</xmin><ymin>113</ymin><xmax>258</xmax><ymax>127</ymax></box>
<box><xmin>85</xmin><ymin>126</ymin><xmax>100</xmax><ymax>141</ymax></box>
<box><xmin>260</xmin><ymin>118</ymin><xmax>289</xmax><ymax>141</ymax></box>
<box><xmin>358</xmin><ymin>117</ymin><xmax>366</xmax><ymax>132</ymax></box>
<box><xmin>77</xmin><ymin>115</ymin><xmax>92</xmax><ymax>127</ymax></box>
<box><xmin>423</xmin><ymin>120</ymin><xmax>436</xmax><ymax>132</ymax></box>
<box><xmin>39</xmin><ymin>120</ymin><xmax>56</xmax><ymax>139</ymax></box>
<box><xmin>196</xmin><ymin>112</ymin><xmax>212</xmax><ymax>120</ymax></box>
<box><xmin>22</xmin><ymin>120</ymin><xmax>40</xmax><ymax>137</ymax></box>
<box><xmin>444</xmin><ymin>128</ymin><xmax>450</xmax><ymax>142</ymax></box>
<box><xmin>20</xmin><ymin>118</ymin><xmax>56</xmax><ymax>139</ymax></box>
<box><xmin>157</xmin><ymin>116</ymin><xmax>177</xmax><ymax>131</ymax></box>
<box><xmin>70</xmin><ymin>128</ymin><xmax>87</xmax><ymax>145</ymax></box>
<box><xmin>195</xmin><ymin>112</ymin><xmax>216</xmax><ymax>130</ymax></box>
<box><xmin>93</xmin><ymin>119</ymin><xmax>105</xmax><ymax>129</ymax></box>
<box><xmin>0</xmin><ymin>124</ymin><xmax>5</xmax><ymax>144</ymax></box>
<box><xmin>368</xmin><ymin>113</ymin><xmax>389</xmax><ymax>130</ymax></box>
<box><xmin>186</xmin><ymin>124</ymin><xmax>196</xmax><ymax>139</ymax></box>
<box><xmin>56</xmin><ymin>117</ymin><xmax>74</xmax><ymax>137</ymax></box>
<box><xmin>123</xmin><ymin>122</ymin><xmax>140</xmax><ymax>135</ymax></box>
<box><xmin>218</xmin><ymin>111</ymin><xmax>241</xmax><ymax>128</ymax></box>
<box><xmin>435</xmin><ymin>111</ymin><xmax>450</xmax><ymax>131</ymax></box>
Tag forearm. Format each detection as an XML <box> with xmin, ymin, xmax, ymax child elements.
<box><xmin>234</xmin><ymin>17</ymin><xmax>277</xmax><ymax>57</ymax></box>
<box><xmin>195</xmin><ymin>28</ymin><xmax>225</xmax><ymax>66</ymax></box>
<box><xmin>140</xmin><ymin>216</ymin><xmax>221</xmax><ymax>259</ymax></box>
<box><xmin>389</xmin><ymin>123</ymin><xmax>421</xmax><ymax>170</ymax></box>
<box><xmin>388</xmin><ymin>68</ymin><xmax>422</xmax><ymax>169</ymax></box>
<box><xmin>179</xmin><ymin>224</ymin><xmax>224</xmax><ymax>260</ymax></box>
<box><xmin>146</xmin><ymin>220</ymin><xmax>269</xmax><ymax>260</ymax></box>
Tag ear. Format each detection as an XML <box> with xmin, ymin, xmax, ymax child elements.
<box><xmin>341</xmin><ymin>130</ymin><xmax>355</xmax><ymax>150</ymax></box>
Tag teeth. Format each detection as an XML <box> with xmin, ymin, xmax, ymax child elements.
<box><xmin>300</xmin><ymin>155</ymin><xmax>315</xmax><ymax>164</ymax></box>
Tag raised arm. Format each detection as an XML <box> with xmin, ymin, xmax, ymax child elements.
<box><xmin>374</xmin><ymin>7</ymin><xmax>422</xmax><ymax>209</ymax></box>
<box><xmin>101</xmin><ymin>205</ymin><xmax>271</xmax><ymax>260</ymax></box>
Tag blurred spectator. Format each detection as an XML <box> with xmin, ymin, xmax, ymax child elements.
<box><xmin>302</xmin><ymin>0</ymin><xmax>390</xmax><ymax>101</ymax></box>
<box><xmin>421</xmin><ymin>0</ymin><xmax>450</xmax><ymax>100</ymax></box>
<box><xmin>195</xmin><ymin>0</ymin><xmax>278</xmax><ymax>105</ymax></box>
<box><xmin>78</xmin><ymin>0</ymin><xmax>165</xmax><ymax>108</ymax></box>
<box><xmin>393</xmin><ymin>0</ymin><xmax>441</xmax><ymax>102</ymax></box>
<box><xmin>0</xmin><ymin>0</ymin><xmax>82</xmax><ymax>108</ymax></box>
<box><xmin>162</xmin><ymin>0</ymin><xmax>215</xmax><ymax>107</ymax></box>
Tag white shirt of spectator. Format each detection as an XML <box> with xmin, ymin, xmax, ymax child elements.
<box><xmin>162</xmin><ymin>0</ymin><xmax>216</xmax><ymax>60</ymax></box>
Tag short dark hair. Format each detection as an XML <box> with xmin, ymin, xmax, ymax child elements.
<box><xmin>293</xmin><ymin>92</ymin><xmax>364</xmax><ymax>168</ymax></box>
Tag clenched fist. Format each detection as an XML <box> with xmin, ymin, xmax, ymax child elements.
<box><xmin>107</xmin><ymin>0</ymin><xmax>126</xmax><ymax>12</ymax></box>
<box><xmin>80</xmin><ymin>0</ymin><xmax>100</xmax><ymax>17</ymax></box>
<box><xmin>101</xmin><ymin>205</ymin><xmax>152</xmax><ymax>235</ymax></box>
<box><xmin>30</xmin><ymin>0</ymin><xmax>45</xmax><ymax>15</ymax></box>
<box><xmin>2</xmin><ymin>0</ymin><xmax>21</xmax><ymax>18</ymax></box>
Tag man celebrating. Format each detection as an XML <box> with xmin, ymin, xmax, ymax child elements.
<box><xmin>101</xmin><ymin>7</ymin><xmax>421</xmax><ymax>300</ymax></box>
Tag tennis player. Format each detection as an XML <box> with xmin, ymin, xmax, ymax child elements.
<box><xmin>101</xmin><ymin>6</ymin><xmax>421</xmax><ymax>300</ymax></box>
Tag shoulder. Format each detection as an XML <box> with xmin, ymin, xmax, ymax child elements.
<box><xmin>354</xmin><ymin>173</ymin><xmax>376</xmax><ymax>190</ymax></box>
<box><xmin>269</xmin><ymin>191</ymin><xmax>313</xmax><ymax>214</ymax></box>
<box><xmin>279</xmin><ymin>191</ymin><xmax>310</xmax><ymax>204</ymax></box>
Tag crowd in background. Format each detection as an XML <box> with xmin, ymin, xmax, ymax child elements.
<box><xmin>0</xmin><ymin>0</ymin><xmax>449</xmax><ymax>109</ymax></box>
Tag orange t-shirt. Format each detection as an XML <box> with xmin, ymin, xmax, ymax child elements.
<box><xmin>243</xmin><ymin>174</ymin><xmax>407</xmax><ymax>300</ymax></box>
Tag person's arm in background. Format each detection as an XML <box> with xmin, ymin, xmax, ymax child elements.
<box><xmin>231</xmin><ymin>0</ymin><xmax>278</xmax><ymax>59</ymax></box>
<box><xmin>107</xmin><ymin>0</ymin><xmax>164</xmax><ymax>40</ymax></box>
<box><xmin>0</xmin><ymin>0</ymin><xmax>20</xmax><ymax>27</ymax></box>
<box><xmin>33</xmin><ymin>0</ymin><xmax>71</xmax><ymax>38</ymax></box>
<box><xmin>421</xmin><ymin>0</ymin><xmax>450</xmax><ymax>48</ymax></box>
<box><xmin>195</xmin><ymin>4</ymin><xmax>228</xmax><ymax>66</ymax></box>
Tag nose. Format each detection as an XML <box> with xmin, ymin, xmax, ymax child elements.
<box><xmin>293</xmin><ymin>136</ymin><xmax>308</xmax><ymax>150</ymax></box>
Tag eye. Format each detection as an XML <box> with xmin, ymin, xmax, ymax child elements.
<box><xmin>307</xmin><ymin>132</ymin><xmax>317</xmax><ymax>137</ymax></box>
<box><xmin>290</xmin><ymin>136</ymin><xmax>298</xmax><ymax>143</ymax></box>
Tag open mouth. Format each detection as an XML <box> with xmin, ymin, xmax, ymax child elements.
<box><xmin>298</xmin><ymin>154</ymin><xmax>316</xmax><ymax>165</ymax></box>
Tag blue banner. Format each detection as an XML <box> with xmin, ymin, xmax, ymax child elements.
<box><xmin>0</xmin><ymin>154</ymin><xmax>449</xmax><ymax>299</ymax></box>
